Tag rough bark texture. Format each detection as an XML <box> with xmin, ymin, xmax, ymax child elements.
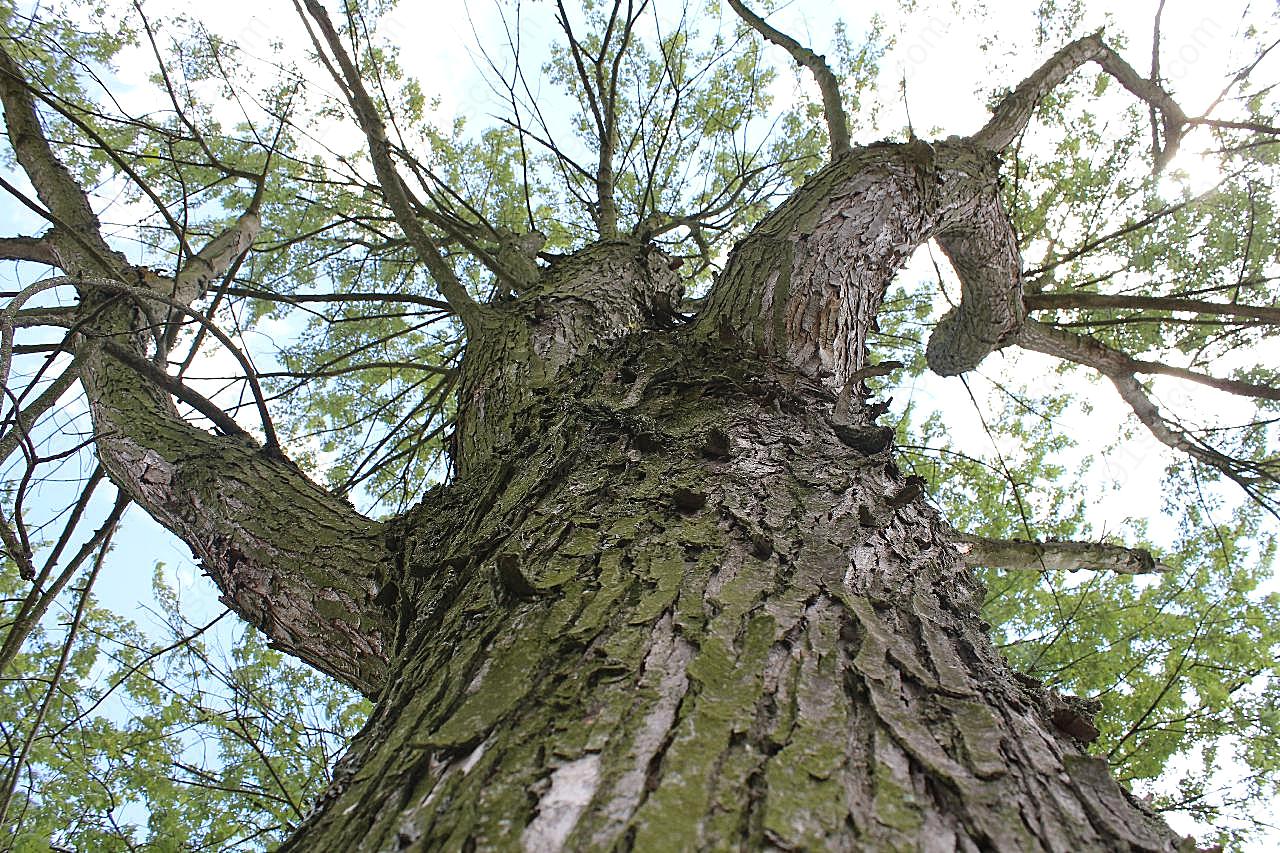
<box><xmin>283</xmin><ymin>339</ymin><xmax>1179</xmax><ymax>851</ymax></box>
<box><xmin>55</xmin><ymin>232</ymin><xmax>397</xmax><ymax>698</ymax></box>
<box><xmin>2</xmin><ymin>33</ymin><xmax>1192</xmax><ymax>846</ymax></box>
<box><xmin>277</xmin><ymin>141</ymin><xmax>1182</xmax><ymax>851</ymax></box>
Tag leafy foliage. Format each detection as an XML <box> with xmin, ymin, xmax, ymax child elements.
<box><xmin>0</xmin><ymin>561</ymin><xmax>367</xmax><ymax>851</ymax></box>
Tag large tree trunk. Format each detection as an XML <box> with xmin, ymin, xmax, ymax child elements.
<box><xmin>281</xmin><ymin>337</ymin><xmax>1178</xmax><ymax>851</ymax></box>
<box><xmin>277</xmin><ymin>143</ymin><xmax>1183</xmax><ymax>851</ymax></box>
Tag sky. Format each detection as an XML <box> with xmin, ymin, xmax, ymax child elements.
<box><xmin>3</xmin><ymin>0</ymin><xmax>1279</xmax><ymax>846</ymax></box>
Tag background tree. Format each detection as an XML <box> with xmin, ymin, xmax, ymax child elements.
<box><xmin>0</xmin><ymin>0</ymin><xmax>1278</xmax><ymax>849</ymax></box>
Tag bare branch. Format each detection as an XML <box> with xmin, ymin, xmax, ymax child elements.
<box><xmin>1017</xmin><ymin>319</ymin><xmax>1279</xmax><ymax>503</ymax></box>
<box><xmin>951</xmin><ymin>533</ymin><xmax>1169</xmax><ymax>574</ymax></box>
<box><xmin>0</xmin><ymin>235</ymin><xmax>55</xmax><ymax>265</ymax></box>
<box><xmin>172</xmin><ymin>210</ymin><xmax>260</xmax><ymax>307</ymax></box>
<box><xmin>1018</xmin><ymin>318</ymin><xmax>1280</xmax><ymax>402</ymax></box>
<box><xmin>974</xmin><ymin>32</ymin><xmax>1187</xmax><ymax>168</ymax></box>
<box><xmin>726</xmin><ymin>0</ymin><xmax>850</xmax><ymax>159</ymax></box>
<box><xmin>1024</xmin><ymin>292</ymin><xmax>1280</xmax><ymax>326</ymax></box>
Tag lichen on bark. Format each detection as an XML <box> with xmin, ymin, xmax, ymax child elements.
<box><xmin>284</xmin><ymin>330</ymin><xmax>1181</xmax><ymax>851</ymax></box>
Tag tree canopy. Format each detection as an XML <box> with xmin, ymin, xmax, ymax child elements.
<box><xmin>1</xmin><ymin>0</ymin><xmax>1278</xmax><ymax>848</ymax></box>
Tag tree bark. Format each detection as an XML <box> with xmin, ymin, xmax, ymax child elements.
<box><xmin>279</xmin><ymin>141</ymin><xmax>1182</xmax><ymax>851</ymax></box>
<box><xmin>282</xmin><ymin>337</ymin><xmax>1180</xmax><ymax>851</ymax></box>
<box><xmin>0</xmin><ymin>42</ymin><xmax>398</xmax><ymax>694</ymax></box>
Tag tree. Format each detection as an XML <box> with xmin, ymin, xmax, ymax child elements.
<box><xmin>1</xmin><ymin>0</ymin><xmax>1278</xmax><ymax>849</ymax></box>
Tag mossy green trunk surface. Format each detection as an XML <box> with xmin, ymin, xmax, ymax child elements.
<box><xmin>0</xmin><ymin>20</ymin><xmax>1235</xmax><ymax>847</ymax></box>
<box><xmin>270</xmin><ymin>142</ymin><xmax>1180</xmax><ymax>851</ymax></box>
<box><xmin>281</xmin><ymin>333</ymin><xmax>1178</xmax><ymax>850</ymax></box>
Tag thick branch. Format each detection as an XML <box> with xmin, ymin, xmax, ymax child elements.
<box><xmin>951</xmin><ymin>533</ymin><xmax>1168</xmax><ymax>574</ymax></box>
<box><xmin>1026</xmin><ymin>291</ymin><xmax>1280</xmax><ymax>326</ymax></box>
<box><xmin>298</xmin><ymin>0</ymin><xmax>483</xmax><ymax>329</ymax></box>
<box><xmin>0</xmin><ymin>235</ymin><xmax>56</xmax><ymax>265</ymax></box>
<box><xmin>926</xmin><ymin>179</ymin><xmax>1025</xmax><ymax>376</ymax></box>
<box><xmin>0</xmin><ymin>48</ymin><xmax>397</xmax><ymax>694</ymax></box>
<box><xmin>697</xmin><ymin>139</ymin><xmax>1011</xmax><ymax>386</ymax></box>
<box><xmin>0</xmin><ymin>45</ymin><xmax>126</xmax><ymax>273</ymax></box>
<box><xmin>727</xmin><ymin>0</ymin><xmax>850</xmax><ymax>158</ymax></box>
<box><xmin>974</xmin><ymin>32</ymin><xmax>1187</xmax><ymax>167</ymax></box>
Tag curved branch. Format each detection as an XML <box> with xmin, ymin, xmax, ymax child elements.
<box><xmin>727</xmin><ymin>0</ymin><xmax>850</xmax><ymax>159</ymax></box>
<box><xmin>0</xmin><ymin>44</ymin><xmax>398</xmax><ymax>694</ymax></box>
<box><xmin>951</xmin><ymin>533</ymin><xmax>1169</xmax><ymax>574</ymax></box>
<box><xmin>926</xmin><ymin>180</ymin><xmax>1025</xmax><ymax>376</ymax></box>
<box><xmin>974</xmin><ymin>32</ymin><xmax>1187</xmax><ymax>168</ymax></box>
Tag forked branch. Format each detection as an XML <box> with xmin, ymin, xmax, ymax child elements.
<box><xmin>974</xmin><ymin>31</ymin><xmax>1188</xmax><ymax>169</ymax></box>
<box><xmin>0</xmin><ymin>39</ymin><xmax>398</xmax><ymax>694</ymax></box>
<box><xmin>1017</xmin><ymin>320</ymin><xmax>1279</xmax><ymax>509</ymax></box>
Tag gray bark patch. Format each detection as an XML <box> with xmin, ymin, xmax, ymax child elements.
<box><xmin>521</xmin><ymin>753</ymin><xmax>602</xmax><ymax>853</ymax></box>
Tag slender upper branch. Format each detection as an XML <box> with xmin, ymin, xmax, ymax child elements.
<box><xmin>727</xmin><ymin>0</ymin><xmax>851</xmax><ymax>159</ymax></box>
<box><xmin>298</xmin><ymin>0</ymin><xmax>484</xmax><ymax>329</ymax></box>
<box><xmin>1026</xmin><ymin>291</ymin><xmax>1280</xmax><ymax>326</ymax></box>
